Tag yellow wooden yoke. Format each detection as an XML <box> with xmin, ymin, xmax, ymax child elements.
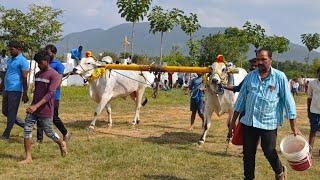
<box><xmin>98</xmin><ymin>64</ymin><xmax>211</xmax><ymax>73</ymax></box>
<box><xmin>89</xmin><ymin>63</ymin><xmax>239</xmax><ymax>83</ymax></box>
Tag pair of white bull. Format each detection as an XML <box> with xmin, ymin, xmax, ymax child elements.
<box><xmin>73</xmin><ymin>57</ymin><xmax>247</xmax><ymax>144</ymax></box>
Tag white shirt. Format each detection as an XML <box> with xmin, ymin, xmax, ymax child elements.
<box><xmin>308</xmin><ymin>79</ymin><xmax>320</xmax><ymax>114</ymax></box>
<box><xmin>0</xmin><ymin>55</ymin><xmax>8</xmax><ymax>72</ymax></box>
<box><xmin>293</xmin><ymin>82</ymin><xmax>299</xmax><ymax>89</ymax></box>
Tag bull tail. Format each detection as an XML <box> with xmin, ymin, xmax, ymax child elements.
<box><xmin>141</xmin><ymin>97</ymin><xmax>148</xmax><ymax>106</ymax></box>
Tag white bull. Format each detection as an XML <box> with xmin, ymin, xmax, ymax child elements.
<box><xmin>199</xmin><ymin>62</ymin><xmax>247</xmax><ymax>144</ymax></box>
<box><xmin>73</xmin><ymin>57</ymin><xmax>154</xmax><ymax>129</ymax></box>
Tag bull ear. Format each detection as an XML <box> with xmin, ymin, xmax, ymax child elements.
<box><xmin>94</xmin><ymin>61</ymin><xmax>102</xmax><ymax>67</ymax></box>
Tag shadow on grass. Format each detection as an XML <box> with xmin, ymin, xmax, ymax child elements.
<box><xmin>143</xmin><ymin>174</ymin><xmax>187</xmax><ymax>180</ymax></box>
<box><xmin>0</xmin><ymin>153</ymin><xmax>21</xmax><ymax>160</ymax></box>
<box><xmin>143</xmin><ymin>124</ymin><xmax>187</xmax><ymax>131</ymax></box>
<box><xmin>143</xmin><ymin>131</ymin><xmax>199</xmax><ymax>145</ymax></box>
<box><xmin>64</xmin><ymin>120</ymin><xmax>133</xmax><ymax>129</ymax></box>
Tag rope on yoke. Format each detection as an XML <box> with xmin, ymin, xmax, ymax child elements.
<box><xmin>113</xmin><ymin>70</ymin><xmax>152</xmax><ymax>86</ymax></box>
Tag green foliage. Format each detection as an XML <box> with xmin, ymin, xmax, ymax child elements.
<box><xmin>162</xmin><ymin>45</ymin><xmax>190</xmax><ymax>66</ymax></box>
<box><xmin>263</xmin><ymin>35</ymin><xmax>290</xmax><ymax>54</ymax></box>
<box><xmin>180</xmin><ymin>13</ymin><xmax>201</xmax><ymax>65</ymax></box>
<box><xmin>117</xmin><ymin>0</ymin><xmax>152</xmax><ymax>57</ymax></box>
<box><xmin>243</xmin><ymin>21</ymin><xmax>266</xmax><ymax>50</ymax></box>
<box><xmin>148</xmin><ymin>6</ymin><xmax>183</xmax><ymax>62</ymax></box>
<box><xmin>117</xmin><ymin>0</ymin><xmax>152</xmax><ymax>22</ymax></box>
<box><xmin>132</xmin><ymin>54</ymin><xmax>151</xmax><ymax>64</ymax></box>
<box><xmin>0</xmin><ymin>5</ymin><xmax>63</xmax><ymax>57</ymax></box>
<box><xmin>277</xmin><ymin>60</ymin><xmax>313</xmax><ymax>79</ymax></box>
<box><xmin>301</xmin><ymin>33</ymin><xmax>320</xmax><ymax>53</ymax></box>
<box><xmin>300</xmin><ymin>33</ymin><xmax>320</xmax><ymax>76</ymax></box>
<box><xmin>199</xmin><ymin>27</ymin><xmax>249</xmax><ymax>66</ymax></box>
<box><xmin>180</xmin><ymin>13</ymin><xmax>200</xmax><ymax>40</ymax></box>
<box><xmin>186</xmin><ymin>40</ymin><xmax>201</xmax><ymax>65</ymax></box>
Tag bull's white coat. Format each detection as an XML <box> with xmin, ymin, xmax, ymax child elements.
<box><xmin>73</xmin><ymin>57</ymin><xmax>154</xmax><ymax>129</ymax></box>
<box><xmin>199</xmin><ymin>62</ymin><xmax>247</xmax><ymax>144</ymax></box>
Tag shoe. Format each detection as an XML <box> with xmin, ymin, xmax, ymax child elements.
<box><xmin>63</xmin><ymin>132</ymin><xmax>71</xmax><ymax>142</ymax></box>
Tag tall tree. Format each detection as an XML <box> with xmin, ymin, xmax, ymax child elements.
<box><xmin>117</xmin><ymin>0</ymin><xmax>152</xmax><ymax>58</ymax></box>
<box><xmin>243</xmin><ymin>21</ymin><xmax>266</xmax><ymax>50</ymax></box>
<box><xmin>301</xmin><ymin>33</ymin><xmax>320</xmax><ymax>77</ymax></box>
<box><xmin>180</xmin><ymin>13</ymin><xmax>201</xmax><ymax>65</ymax></box>
<box><xmin>148</xmin><ymin>6</ymin><xmax>183</xmax><ymax>63</ymax></box>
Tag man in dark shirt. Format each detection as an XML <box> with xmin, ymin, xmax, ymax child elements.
<box><xmin>37</xmin><ymin>44</ymin><xmax>70</xmax><ymax>143</ymax></box>
<box><xmin>20</xmin><ymin>50</ymin><xmax>67</xmax><ymax>164</ymax></box>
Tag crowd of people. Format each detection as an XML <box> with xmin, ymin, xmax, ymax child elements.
<box><xmin>0</xmin><ymin>40</ymin><xmax>69</xmax><ymax>164</ymax></box>
<box><xmin>1</xmin><ymin>41</ymin><xmax>320</xmax><ymax>180</ymax></box>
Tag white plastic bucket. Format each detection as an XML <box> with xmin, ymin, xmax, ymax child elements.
<box><xmin>280</xmin><ymin>135</ymin><xmax>312</xmax><ymax>171</ymax></box>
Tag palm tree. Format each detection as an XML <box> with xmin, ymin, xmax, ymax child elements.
<box><xmin>148</xmin><ymin>6</ymin><xmax>183</xmax><ymax>63</ymax></box>
<box><xmin>117</xmin><ymin>0</ymin><xmax>152</xmax><ymax>58</ymax></box>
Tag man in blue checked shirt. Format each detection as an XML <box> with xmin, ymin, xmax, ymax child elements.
<box><xmin>228</xmin><ymin>48</ymin><xmax>300</xmax><ymax>180</ymax></box>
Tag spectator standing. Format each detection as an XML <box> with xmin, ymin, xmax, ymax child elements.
<box><xmin>70</xmin><ymin>46</ymin><xmax>83</xmax><ymax>65</ymax></box>
<box><xmin>20</xmin><ymin>50</ymin><xmax>67</xmax><ymax>164</ymax></box>
<box><xmin>37</xmin><ymin>44</ymin><xmax>71</xmax><ymax>143</ymax></box>
<box><xmin>229</xmin><ymin>48</ymin><xmax>300</xmax><ymax>180</ymax></box>
<box><xmin>0</xmin><ymin>49</ymin><xmax>8</xmax><ymax>92</ymax></box>
<box><xmin>189</xmin><ymin>73</ymin><xmax>205</xmax><ymax>130</ymax></box>
<box><xmin>1</xmin><ymin>41</ymin><xmax>29</xmax><ymax>140</ymax></box>
<box><xmin>307</xmin><ymin>68</ymin><xmax>320</xmax><ymax>156</ymax></box>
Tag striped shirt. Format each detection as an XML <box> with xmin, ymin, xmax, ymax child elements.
<box><xmin>234</xmin><ymin>67</ymin><xmax>296</xmax><ymax>130</ymax></box>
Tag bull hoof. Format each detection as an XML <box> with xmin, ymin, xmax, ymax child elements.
<box><xmin>198</xmin><ymin>140</ymin><xmax>205</xmax><ymax>146</ymax></box>
<box><xmin>89</xmin><ymin>125</ymin><xmax>95</xmax><ymax>130</ymax></box>
<box><xmin>86</xmin><ymin>125</ymin><xmax>95</xmax><ymax>134</ymax></box>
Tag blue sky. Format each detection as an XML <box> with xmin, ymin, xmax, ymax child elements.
<box><xmin>1</xmin><ymin>0</ymin><xmax>319</xmax><ymax>45</ymax></box>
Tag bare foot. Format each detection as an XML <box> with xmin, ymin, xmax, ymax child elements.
<box><xmin>59</xmin><ymin>141</ymin><xmax>68</xmax><ymax>157</ymax></box>
<box><xmin>19</xmin><ymin>158</ymin><xmax>32</xmax><ymax>164</ymax></box>
<box><xmin>189</xmin><ymin>126</ymin><xmax>194</xmax><ymax>131</ymax></box>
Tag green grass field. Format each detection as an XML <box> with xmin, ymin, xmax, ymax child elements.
<box><xmin>0</xmin><ymin>87</ymin><xmax>319</xmax><ymax>179</ymax></box>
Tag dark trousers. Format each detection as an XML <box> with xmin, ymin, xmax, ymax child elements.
<box><xmin>0</xmin><ymin>71</ymin><xmax>5</xmax><ymax>92</ymax></box>
<box><xmin>243</xmin><ymin>124</ymin><xmax>282</xmax><ymax>180</ymax></box>
<box><xmin>2</xmin><ymin>91</ymin><xmax>25</xmax><ymax>139</ymax></box>
<box><xmin>37</xmin><ymin>100</ymin><xmax>68</xmax><ymax>141</ymax></box>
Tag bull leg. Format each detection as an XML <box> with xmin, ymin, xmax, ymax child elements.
<box><xmin>89</xmin><ymin>97</ymin><xmax>111</xmax><ymax>130</ymax></box>
<box><xmin>198</xmin><ymin>103</ymin><xmax>214</xmax><ymax>145</ymax></box>
<box><xmin>132</xmin><ymin>87</ymin><xmax>145</xmax><ymax>125</ymax></box>
<box><xmin>105</xmin><ymin>104</ymin><xmax>112</xmax><ymax>127</ymax></box>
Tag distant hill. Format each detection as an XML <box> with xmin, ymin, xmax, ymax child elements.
<box><xmin>56</xmin><ymin>22</ymin><xmax>320</xmax><ymax>62</ymax></box>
